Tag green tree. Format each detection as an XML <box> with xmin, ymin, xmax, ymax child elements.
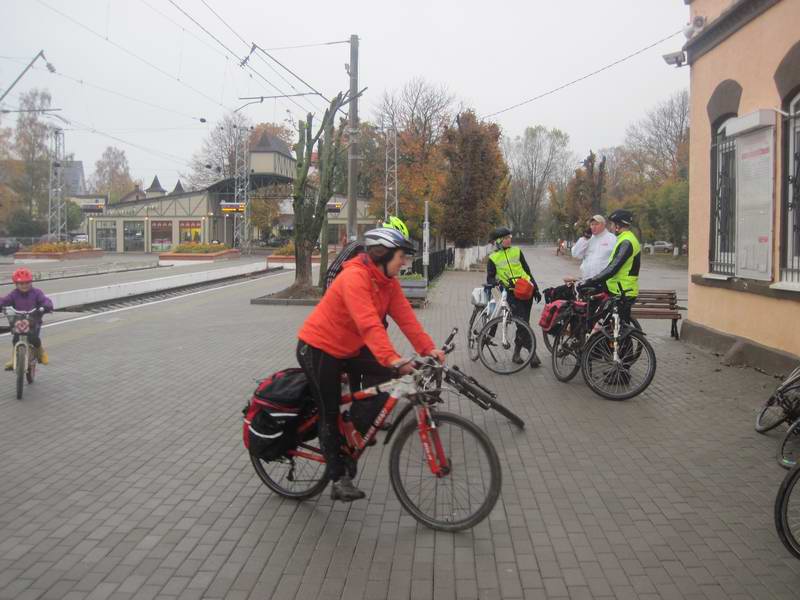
<box><xmin>7</xmin><ymin>209</ymin><xmax>46</xmax><ymax>237</ymax></box>
<box><xmin>66</xmin><ymin>200</ymin><xmax>83</xmax><ymax>231</ymax></box>
<box><xmin>13</xmin><ymin>89</ymin><xmax>52</xmax><ymax>217</ymax></box>
<box><xmin>440</xmin><ymin>110</ymin><xmax>508</xmax><ymax>247</ymax></box>
<box><xmin>90</xmin><ymin>146</ymin><xmax>135</xmax><ymax>204</ymax></box>
<box><xmin>291</xmin><ymin>92</ymin><xmax>352</xmax><ymax>291</ymax></box>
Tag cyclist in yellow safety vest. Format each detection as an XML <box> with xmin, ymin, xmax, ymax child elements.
<box><xmin>578</xmin><ymin>209</ymin><xmax>641</xmax><ymax>323</ymax></box>
<box><xmin>486</xmin><ymin>227</ymin><xmax>543</xmax><ymax>368</ymax></box>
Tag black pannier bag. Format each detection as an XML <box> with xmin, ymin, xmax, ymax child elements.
<box><xmin>243</xmin><ymin>369</ymin><xmax>315</xmax><ymax>461</ymax></box>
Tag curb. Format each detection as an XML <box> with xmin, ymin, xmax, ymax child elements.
<box><xmin>250</xmin><ymin>296</ymin><xmax>320</xmax><ymax>306</ymax></box>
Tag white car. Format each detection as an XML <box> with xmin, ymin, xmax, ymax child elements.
<box><xmin>644</xmin><ymin>240</ymin><xmax>674</xmax><ymax>253</ymax></box>
<box><xmin>72</xmin><ymin>234</ymin><xmax>89</xmax><ymax>243</ymax></box>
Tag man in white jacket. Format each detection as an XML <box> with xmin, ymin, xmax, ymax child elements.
<box><xmin>570</xmin><ymin>215</ymin><xmax>617</xmax><ymax>279</ymax></box>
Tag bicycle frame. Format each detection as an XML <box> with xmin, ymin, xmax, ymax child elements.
<box><xmin>4</xmin><ymin>308</ymin><xmax>37</xmax><ymax>373</ymax></box>
<box><xmin>287</xmin><ymin>374</ymin><xmax>450</xmax><ymax>477</ymax></box>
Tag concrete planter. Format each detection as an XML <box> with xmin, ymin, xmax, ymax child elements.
<box><xmin>400</xmin><ymin>278</ymin><xmax>428</xmax><ymax>306</ymax></box>
<box><xmin>267</xmin><ymin>252</ymin><xmax>335</xmax><ymax>265</ymax></box>
<box><xmin>158</xmin><ymin>248</ymin><xmax>241</xmax><ymax>261</ymax></box>
<box><xmin>15</xmin><ymin>249</ymin><xmax>105</xmax><ymax>260</ymax></box>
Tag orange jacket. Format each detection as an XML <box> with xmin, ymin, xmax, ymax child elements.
<box><xmin>298</xmin><ymin>255</ymin><xmax>435</xmax><ymax>367</ymax></box>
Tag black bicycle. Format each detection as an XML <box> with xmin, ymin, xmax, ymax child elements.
<box><xmin>550</xmin><ymin>287</ymin><xmax>656</xmax><ymax>400</ymax></box>
<box><xmin>756</xmin><ymin>364</ymin><xmax>800</xmax><ymax>434</ymax></box>
<box><xmin>775</xmin><ymin>463</ymin><xmax>800</xmax><ymax>558</ymax></box>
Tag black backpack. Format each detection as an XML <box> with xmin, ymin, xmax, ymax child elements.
<box><xmin>323</xmin><ymin>241</ymin><xmax>364</xmax><ymax>293</ymax></box>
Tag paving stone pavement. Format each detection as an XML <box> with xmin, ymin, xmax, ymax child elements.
<box><xmin>0</xmin><ymin>248</ymin><xmax>797</xmax><ymax>600</ymax></box>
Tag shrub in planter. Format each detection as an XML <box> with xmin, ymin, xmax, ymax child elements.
<box><xmin>273</xmin><ymin>241</ymin><xmax>295</xmax><ymax>256</ymax></box>
<box><xmin>26</xmin><ymin>241</ymin><xmax>93</xmax><ymax>253</ymax></box>
<box><xmin>172</xmin><ymin>242</ymin><xmax>231</xmax><ymax>254</ymax></box>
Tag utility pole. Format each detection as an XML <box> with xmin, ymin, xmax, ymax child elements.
<box><xmin>346</xmin><ymin>34</ymin><xmax>359</xmax><ymax>241</ymax></box>
<box><xmin>384</xmin><ymin>127</ymin><xmax>398</xmax><ymax>220</ymax></box>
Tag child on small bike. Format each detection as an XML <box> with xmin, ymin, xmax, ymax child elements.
<box><xmin>0</xmin><ymin>268</ymin><xmax>53</xmax><ymax>370</ymax></box>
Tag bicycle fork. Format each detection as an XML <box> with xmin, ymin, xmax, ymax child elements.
<box><xmin>415</xmin><ymin>406</ymin><xmax>449</xmax><ymax>477</ymax></box>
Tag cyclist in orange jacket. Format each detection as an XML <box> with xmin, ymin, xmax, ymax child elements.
<box><xmin>297</xmin><ymin>227</ymin><xmax>444</xmax><ymax>502</ymax></box>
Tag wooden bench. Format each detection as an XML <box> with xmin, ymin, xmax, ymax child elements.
<box><xmin>631</xmin><ymin>289</ymin><xmax>683</xmax><ymax>339</ymax></box>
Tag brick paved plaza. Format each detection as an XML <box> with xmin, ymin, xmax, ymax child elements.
<box><xmin>0</xmin><ymin>246</ymin><xmax>797</xmax><ymax>599</ymax></box>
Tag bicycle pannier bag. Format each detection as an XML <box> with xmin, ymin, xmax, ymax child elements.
<box><xmin>538</xmin><ymin>300</ymin><xmax>570</xmax><ymax>332</ymax></box>
<box><xmin>471</xmin><ymin>286</ymin><xmax>489</xmax><ymax>307</ymax></box>
<box><xmin>243</xmin><ymin>369</ymin><xmax>315</xmax><ymax>460</ymax></box>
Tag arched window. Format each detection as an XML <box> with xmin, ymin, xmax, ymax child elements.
<box><xmin>783</xmin><ymin>91</ymin><xmax>800</xmax><ymax>282</ymax></box>
<box><xmin>710</xmin><ymin>116</ymin><xmax>737</xmax><ymax>275</ymax></box>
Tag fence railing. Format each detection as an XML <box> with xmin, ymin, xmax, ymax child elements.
<box><xmin>411</xmin><ymin>248</ymin><xmax>454</xmax><ymax>281</ymax></box>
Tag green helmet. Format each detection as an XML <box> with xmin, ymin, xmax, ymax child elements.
<box><xmin>382</xmin><ymin>215</ymin><xmax>409</xmax><ymax>239</ymax></box>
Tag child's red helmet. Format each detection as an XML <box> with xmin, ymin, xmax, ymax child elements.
<box><xmin>12</xmin><ymin>268</ymin><xmax>33</xmax><ymax>283</ymax></box>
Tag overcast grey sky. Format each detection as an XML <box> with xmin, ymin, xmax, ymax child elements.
<box><xmin>1</xmin><ymin>0</ymin><xmax>690</xmax><ymax>190</ymax></box>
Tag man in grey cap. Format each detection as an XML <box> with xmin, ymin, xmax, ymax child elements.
<box><xmin>570</xmin><ymin>215</ymin><xmax>616</xmax><ymax>280</ymax></box>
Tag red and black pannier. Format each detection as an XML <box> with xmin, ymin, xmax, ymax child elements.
<box><xmin>539</xmin><ymin>300</ymin><xmax>571</xmax><ymax>332</ymax></box>
<box><xmin>243</xmin><ymin>368</ymin><xmax>315</xmax><ymax>461</ymax></box>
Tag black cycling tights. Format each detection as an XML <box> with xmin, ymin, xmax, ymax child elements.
<box><xmin>296</xmin><ymin>341</ymin><xmax>392</xmax><ymax>482</ymax></box>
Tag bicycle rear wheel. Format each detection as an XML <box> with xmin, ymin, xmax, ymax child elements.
<box><xmin>478</xmin><ymin>315</ymin><xmax>536</xmax><ymax>374</ymax></box>
<box><xmin>775</xmin><ymin>464</ymin><xmax>800</xmax><ymax>559</ymax></box>
<box><xmin>250</xmin><ymin>439</ymin><xmax>329</xmax><ymax>499</ymax></box>
<box><xmin>756</xmin><ymin>395</ymin><xmax>790</xmax><ymax>434</ymax></box>
<box><xmin>551</xmin><ymin>328</ymin><xmax>581</xmax><ymax>382</ymax></box>
<box><xmin>389</xmin><ymin>411</ymin><xmax>501</xmax><ymax>531</ymax></box>
<box><xmin>778</xmin><ymin>418</ymin><xmax>800</xmax><ymax>470</ymax></box>
<box><xmin>581</xmin><ymin>330</ymin><xmax>656</xmax><ymax>400</ymax></box>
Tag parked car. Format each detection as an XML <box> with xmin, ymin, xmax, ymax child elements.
<box><xmin>266</xmin><ymin>237</ymin><xmax>289</xmax><ymax>247</ymax></box>
<box><xmin>0</xmin><ymin>238</ymin><xmax>21</xmax><ymax>256</ymax></box>
<box><xmin>71</xmin><ymin>234</ymin><xmax>88</xmax><ymax>243</ymax></box>
<box><xmin>643</xmin><ymin>240</ymin><xmax>674</xmax><ymax>253</ymax></box>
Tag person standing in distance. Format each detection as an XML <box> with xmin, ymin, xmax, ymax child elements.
<box><xmin>486</xmin><ymin>227</ymin><xmax>543</xmax><ymax>368</ymax></box>
<box><xmin>569</xmin><ymin>215</ymin><xmax>616</xmax><ymax>280</ymax></box>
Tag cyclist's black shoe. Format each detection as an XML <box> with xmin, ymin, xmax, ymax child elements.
<box><xmin>331</xmin><ymin>475</ymin><xmax>366</xmax><ymax>502</ymax></box>
<box><xmin>530</xmin><ymin>354</ymin><xmax>541</xmax><ymax>368</ymax></box>
<box><xmin>511</xmin><ymin>348</ymin><xmax>524</xmax><ymax>365</ymax></box>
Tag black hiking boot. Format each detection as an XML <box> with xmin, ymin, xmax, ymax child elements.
<box><xmin>330</xmin><ymin>475</ymin><xmax>365</xmax><ymax>502</ymax></box>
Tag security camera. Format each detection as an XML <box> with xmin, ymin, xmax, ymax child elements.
<box><xmin>662</xmin><ymin>51</ymin><xmax>687</xmax><ymax>67</ymax></box>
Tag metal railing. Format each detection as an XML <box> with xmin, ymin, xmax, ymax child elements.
<box><xmin>411</xmin><ymin>248</ymin><xmax>455</xmax><ymax>281</ymax></box>
<box><xmin>710</xmin><ymin>132</ymin><xmax>737</xmax><ymax>276</ymax></box>
<box><xmin>782</xmin><ymin>112</ymin><xmax>800</xmax><ymax>283</ymax></box>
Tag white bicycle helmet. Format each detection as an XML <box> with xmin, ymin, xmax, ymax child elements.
<box><xmin>363</xmin><ymin>227</ymin><xmax>416</xmax><ymax>255</ymax></box>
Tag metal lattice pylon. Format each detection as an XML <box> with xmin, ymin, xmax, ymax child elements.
<box><xmin>48</xmin><ymin>128</ymin><xmax>67</xmax><ymax>241</ymax></box>
<box><xmin>233</xmin><ymin>126</ymin><xmax>251</xmax><ymax>252</ymax></box>
<box><xmin>384</xmin><ymin>127</ymin><xmax>398</xmax><ymax>220</ymax></box>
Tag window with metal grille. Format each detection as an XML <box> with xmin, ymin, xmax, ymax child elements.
<box><xmin>782</xmin><ymin>93</ymin><xmax>800</xmax><ymax>283</ymax></box>
<box><xmin>710</xmin><ymin>119</ymin><xmax>737</xmax><ymax>276</ymax></box>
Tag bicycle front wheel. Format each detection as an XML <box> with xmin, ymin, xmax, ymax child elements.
<box><xmin>478</xmin><ymin>315</ymin><xmax>536</xmax><ymax>374</ymax></box>
<box><xmin>581</xmin><ymin>330</ymin><xmax>656</xmax><ymax>400</ymax></box>
<box><xmin>542</xmin><ymin>325</ymin><xmax>558</xmax><ymax>354</ymax></box>
<box><xmin>467</xmin><ymin>308</ymin><xmax>486</xmax><ymax>362</ymax></box>
<box><xmin>775</xmin><ymin>464</ymin><xmax>800</xmax><ymax>559</ymax></box>
<box><xmin>389</xmin><ymin>411</ymin><xmax>501</xmax><ymax>531</ymax></box>
<box><xmin>15</xmin><ymin>345</ymin><xmax>25</xmax><ymax>400</ymax></box>
<box><xmin>551</xmin><ymin>328</ymin><xmax>581</xmax><ymax>382</ymax></box>
<box><xmin>778</xmin><ymin>419</ymin><xmax>800</xmax><ymax>470</ymax></box>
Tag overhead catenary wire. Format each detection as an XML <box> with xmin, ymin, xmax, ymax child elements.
<box><xmin>165</xmin><ymin>0</ymin><xmax>311</xmax><ymax>119</ymax></box>
<box><xmin>0</xmin><ymin>57</ymin><xmax>207</xmax><ymax>123</ymax></box>
<box><xmin>198</xmin><ymin>0</ymin><xmax>327</xmax><ymax>114</ymax></box>
<box><xmin>258</xmin><ymin>40</ymin><xmax>350</xmax><ymax>52</ymax></box>
<box><xmin>482</xmin><ymin>30</ymin><xmax>683</xmax><ymax>119</ymax></box>
<box><xmin>35</xmin><ymin>0</ymin><xmax>234</xmax><ymax>112</ymax></box>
